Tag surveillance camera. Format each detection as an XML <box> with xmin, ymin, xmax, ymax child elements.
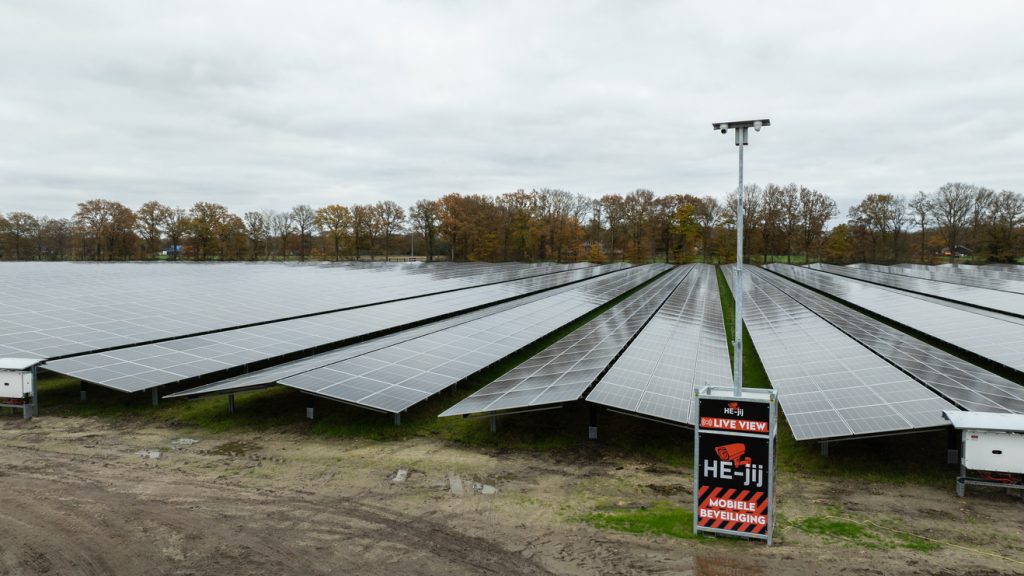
<box><xmin>753</xmin><ymin>121</ymin><xmax>762</xmax><ymax>132</ymax></box>
<box><xmin>720</xmin><ymin>128</ymin><xmax>727</xmax><ymax>134</ymax></box>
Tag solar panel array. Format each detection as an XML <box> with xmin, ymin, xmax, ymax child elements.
<box><xmin>850</xmin><ymin>263</ymin><xmax>1024</xmax><ymax>294</ymax></box>
<box><xmin>0</xmin><ymin>261</ymin><xmax>591</xmax><ymax>360</ymax></box>
<box><xmin>723</xmin><ymin>265</ymin><xmax>954</xmax><ymax>441</ymax></box>
<box><xmin>166</xmin><ymin>277</ymin><xmax>581</xmax><ymax>399</ymax></box>
<box><xmin>439</xmin><ymin>265</ymin><xmax>692</xmax><ymax>417</ymax></box>
<box><xmin>277</xmin><ymin>265</ymin><xmax>672</xmax><ymax>415</ymax></box>
<box><xmin>768</xmin><ymin>263</ymin><xmax>1024</xmax><ymax>374</ymax></box>
<box><xmin>586</xmin><ymin>263</ymin><xmax>732</xmax><ymax>425</ymax></box>
<box><xmin>931</xmin><ymin>262</ymin><xmax>1024</xmax><ymax>278</ymax></box>
<box><xmin>754</xmin><ymin>267</ymin><xmax>1024</xmax><ymax>414</ymax></box>
<box><xmin>809</xmin><ymin>263</ymin><xmax>1024</xmax><ymax>317</ymax></box>
<box><xmin>45</xmin><ymin>264</ymin><xmax>630</xmax><ymax>392</ymax></box>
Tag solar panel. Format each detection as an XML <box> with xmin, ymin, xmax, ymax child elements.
<box><xmin>850</xmin><ymin>263</ymin><xmax>1024</xmax><ymax>294</ymax></box>
<box><xmin>0</xmin><ymin>261</ymin><xmax>593</xmax><ymax>360</ymax></box>
<box><xmin>723</xmin><ymin>264</ymin><xmax>955</xmax><ymax>441</ymax></box>
<box><xmin>925</xmin><ymin>263</ymin><xmax>1024</xmax><ymax>280</ymax></box>
<box><xmin>439</xmin><ymin>265</ymin><xmax>693</xmax><ymax>417</ymax></box>
<box><xmin>45</xmin><ymin>264</ymin><xmax>630</xmax><ymax>392</ymax></box>
<box><xmin>278</xmin><ymin>264</ymin><xmax>673</xmax><ymax>415</ymax></box>
<box><xmin>809</xmin><ymin>263</ymin><xmax>1024</xmax><ymax>317</ymax></box>
<box><xmin>768</xmin><ymin>264</ymin><xmax>1024</xmax><ymax>375</ymax></box>
<box><xmin>586</xmin><ymin>263</ymin><xmax>732</xmax><ymax>425</ymax></box>
<box><xmin>165</xmin><ymin>278</ymin><xmax>583</xmax><ymax>399</ymax></box>
<box><xmin>852</xmin><ymin>262</ymin><xmax>1024</xmax><ymax>282</ymax></box>
<box><xmin>754</xmin><ymin>267</ymin><xmax>1024</xmax><ymax>414</ymax></box>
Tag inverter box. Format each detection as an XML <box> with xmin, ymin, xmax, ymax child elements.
<box><xmin>963</xmin><ymin>429</ymin><xmax>1024</xmax><ymax>475</ymax></box>
<box><xmin>0</xmin><ymin>369</ymin><xmax>33</xmax><ymax>400</ymax></box>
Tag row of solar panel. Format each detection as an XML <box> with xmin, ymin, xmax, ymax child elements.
<box><xmin>753</xmin><ymin>268</ymin><xmax>1024</xmax><ymax>414</ymax></box>
<box><xmin>441</xmin><ymin>265</ymin><xmax>695</xmax><ymax>417</ymax></box>
<box><xmin>809</xmin><ymin>263</ymin><xmax>1024</xmax><ymax>317</ymax></box>
<box><xmin>168</xmin><ymin>263</ymin><xmax>733</xmax><ymax>430</ymax></box>
<box><xmin>0</xmin><ymin>261</ymin><xmax>593</xmax><ymax>359</ymax></box>
<box><xmin>767</xmin><ymin>264</ymin><xmax>1024</xmax><ymax>374</ymax></box>
<box><xmin>28</xmin><ymin>259</ymin><xmax>1024</xmax><ymax>443</ymax></box>
<box><xmin>46</xmin><ymin>264</ymin><xmax>631</xmax><ymax>392</ymax></box>
<box><xmin>753</xmin><ymin>264</ymin><xmax>1024</xmax><ymax>439</ymax></box>
<box><xmin>723</xmin><ymin>265</ymin><xmax>954</xmax><ymax>440</ymax></box>
<box><xmin>849</xmin><ymin>263</ymin><xmax>1024</xmax><ymax>294</ymax></box>
<box><xmin>587</xmin><ymin>263</ymin><xmax>733</xmax><ymax>424</ymax></box>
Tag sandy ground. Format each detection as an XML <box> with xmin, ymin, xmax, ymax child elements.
<box><xmin>0</xmin><ymin>415</ymin><xmax>1022</xmax><ymax>576</ymax></box>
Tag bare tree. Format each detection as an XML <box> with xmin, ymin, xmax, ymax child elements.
<box><xmin>622</xmin><ymin>189</ymin><xmax>655</xmax><ymax>262</ymax></box>
<box><xmin>969</xmin><ymin>187</ymin><xmax>995</xmax><ymax>253</ymax></box>
<box><xmin>989</xmin><ymin>190</ymin><xmax>1024</xmax><ymax>261</ymax></box>
<box><xmin>930</xmin><ymin>182</ymin><xmax>975</xmax><ymax>259</ymax></box>
<box><xmin>135</xmin><ymin>201</ymin><xmax>172</xmax><ymax>259</ymax></box>
<box><xmin>37</xmin><ymin>217</ymin><xmax>72</xmax><ymax>260</ymax></box>
<box><xmin>243</xmin><ymin>211</ymin><xmax>269</xmax><ymax>260</ymax></box>
<box><xmin>291</xmin><ymin>204</ymin><xmax>316</xmax><ymax>262</ymax></box>
<box><xmin>409</xmin><ymin>199</ymin><xmax>440</xmax><ymax>262</ymax></box>
<box><xmin>780</xmin><ymin>184</ymin><xmax>800</xmax><ymax>263</ymax></box>
<box><xmin>799</xmin><ymin>187</ymin><xmax>837</xmax><ymax>263</ymax></box>
<box><xmin>889</xmin><ymin>194</ymin><xmax>908</xmax><ymax>261</ymax></box>
<box><xmin>271</xmin><ymin>211</ymin><xmax>294</xmax><ymax>261</ymax></box>
<box><xmin>374</xmin><ymin>201</ymin><xmax>406</xmax><ymax>262</ymax></box>
<box><xmin>908</xmin><ymin>191</ymin><xmax>931</xmax><ymax>260</ymax></box>
<box><xmin>165</xmin><ymin>208</ymin><xmax>189</xmax><ymax>260</ymax></box>
<box><xmin>694</xmin><ymin>196</ymin><xmax>721</xmax><ymax>263</ymax></box>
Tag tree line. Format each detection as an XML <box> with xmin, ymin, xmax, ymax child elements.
<box><xmin>0</xmin><ymin>182</ymin><xmax>1018</xmax><ymax>264</ymax></box>
<box><xmin>829</xmin><ymin>183</ymin><xmax>1024</xmax><ymax>263</ymax></box>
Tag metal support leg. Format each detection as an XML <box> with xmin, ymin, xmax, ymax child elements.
<box><xmin>588</xmin><ymin>404</ymin><xmax>598</xmax><ymax>440</ymax></box>
<box><xmin>27</xmin><ymin>365</ymin><xmax>38</xmax><ymax>419</ymax></box>
<box><xmin>151</xmin><ymin>386</ymin><xmax>159</xmax><ymax>407</ymax></box>
<box><xmin>80</xmin><ymin>380</ymin><xmax>87</xmax><ymax>403</ymax></box>
<box><xmin>393</xmin><ymin>412</ymin><xmax>401</xmax><ymax>426</ymax></box>
<box><xmin>305</xmin><ymin>396</ymin><xmax>315</xmax><ymax>420</ymax></box>
<box><xmin>956</xmin><ymin>464</ymin><xmax>966</xmax><ymax>497</ymax></box>
<box><xmin>227</xmin><ymin>394</ymin><xmax>235</xmax><ymax>415</ymax></box>
<box><xmin>489</xmin><ymin>414</ymin><xmax>497</xmax><ymax>433</ymax></box>
<box><xmin>820</xmin><ymin>441</ymin><xmax>829</xmax><ymax>457</ymax></box>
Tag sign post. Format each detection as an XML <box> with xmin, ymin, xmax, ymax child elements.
<box><xmin>693</xmin><ymin>386</ymin><xmax>777</xmax><ymax>544</ymax></box>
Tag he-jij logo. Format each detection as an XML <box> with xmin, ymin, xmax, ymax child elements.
<box><xmin>703</xmin><ymin>442</ymin><xmax>764</xmax><ymax>488</ymax></box>
<box><xmin>723</xmin><ymin>401</ymin><xmax>744</xmax><ymax>417</ymax></box>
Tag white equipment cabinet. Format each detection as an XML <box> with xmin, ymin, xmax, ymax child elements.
<box><xmin>0</xmin><ymin>358</ymin><xmax>42</xmax><ymax>418</ymax></box>
<box><xmin>0</xmin><ymin>368</ymin><xmax>33</xmax><ymax>399</ymax></box>
<box><xmin>943</xmin><ymin>411</ymin><xmax>1024</xmax><ymax>499</ymax></box>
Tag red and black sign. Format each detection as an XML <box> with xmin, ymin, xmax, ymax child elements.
<box><xmin>696</xmin><ymin>431</ymin><xmax>769</xmax><ymax>535</ymax></box>
<box><xmin>698</xmin><ymin>398</ymin><xmax>770</xmax><ymax>435</ymax></box>
<box><xmin>694</xmin><ymin>390</ymin><xmax>775</xmax><ymax>542</ymax></box>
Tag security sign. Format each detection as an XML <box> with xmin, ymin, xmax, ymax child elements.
<box><xmin>694</xmin><ymin>387</ymin><xmax>776</xmax><ymax>544</ymax></box>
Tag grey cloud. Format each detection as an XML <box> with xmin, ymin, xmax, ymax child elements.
<box><xmin>1</xmin><ymin>0</ymin><xmax>1022</xmax><ymax>220</ymax></box>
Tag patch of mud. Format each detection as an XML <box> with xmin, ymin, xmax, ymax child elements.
<box><xmin>646</xmin><ymin>483</ymin><xmax>690</xmax><ymax>496</ymax></box>
<box><xmin>203</xmin><ymin>440</ymin><xmax>261</xmax><ymax>456</ymax></box>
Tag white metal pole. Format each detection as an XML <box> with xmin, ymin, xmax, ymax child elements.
<box><xmin>733</xmin><ymin>128</ymin><xmax>745</xmax><ymax>396</ymax></box>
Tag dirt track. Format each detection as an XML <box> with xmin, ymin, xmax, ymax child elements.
<box><xmin>0</xmin><ymin>415</ymin><xmax>1022</xmax><ymax>576</ymax></box>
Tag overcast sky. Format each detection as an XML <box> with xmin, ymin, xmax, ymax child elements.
<box><xmin>2</xmin><ymin>1</ymin><xmax>1022</xmax><ymax>219</ymax></box>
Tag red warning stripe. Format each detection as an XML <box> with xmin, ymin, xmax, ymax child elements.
<box><xmin>738</xmin><ymin>494</ymin><xmax>769</xmax><ymax>534</ymax></box>
<box><xmin>721</xmin><ymin>490</ymin><xmax>750</xmax><ymax>532</ymax></box>
<box><xmin>696</xmin><ymin>487</ymin><xmax>722</xmax><ymax>526</ymax></box>
<box><xmin>708</xmin><ymin>489</ymin><xmax>737</xmax><ymax>530</ymax></box>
